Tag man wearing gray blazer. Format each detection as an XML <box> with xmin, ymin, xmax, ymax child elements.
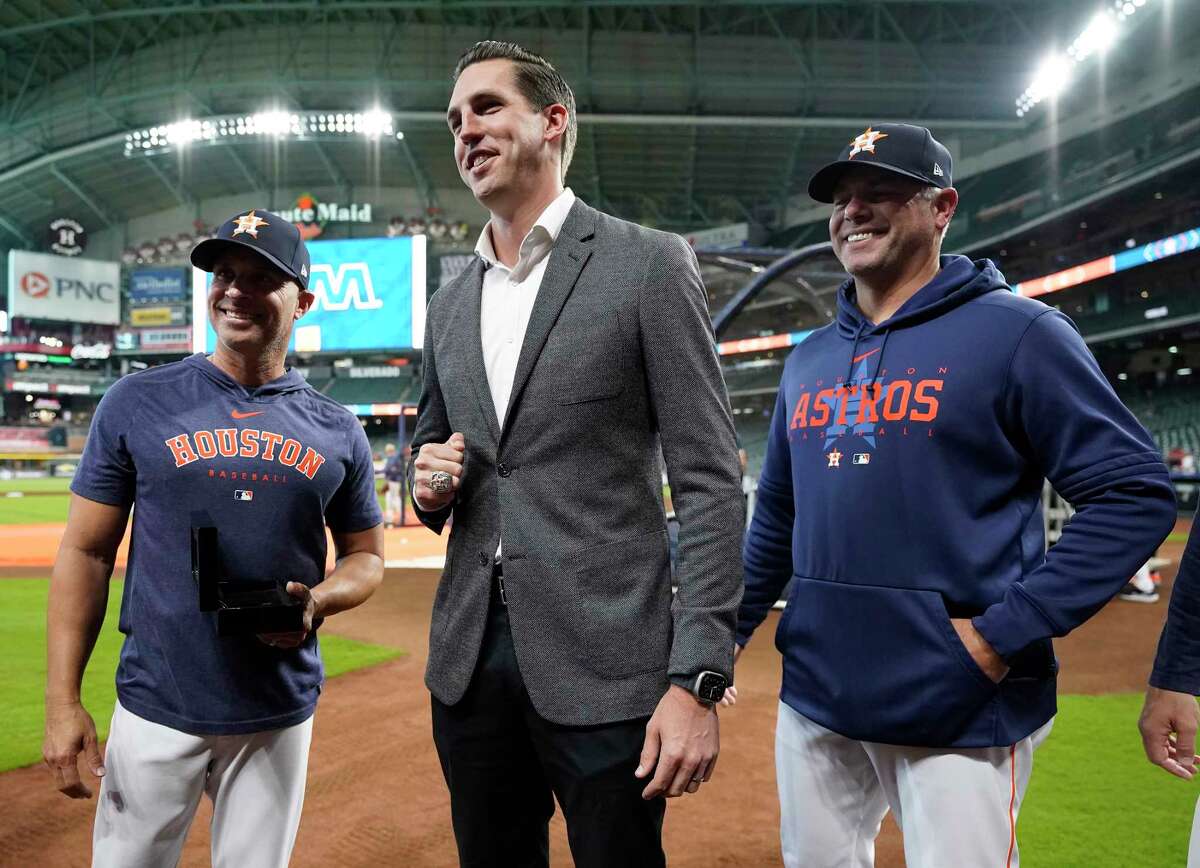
<box><xmin>410</xmin><ymin>41</ymin><xmax>744</xmax><ymax>867</ymax></box>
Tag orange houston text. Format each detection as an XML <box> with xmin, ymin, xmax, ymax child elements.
<box><xmin>790</xmin><ymin>379</ymin><xmax>943</xmax><ymax>429</ymax></box>
<box><xmin>164</xmin><ymin>427</ymin><xmax>327</xmax><ymax>479</ymax></box>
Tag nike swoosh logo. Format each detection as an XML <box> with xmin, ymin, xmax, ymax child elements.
<box><xmin>852</xmin><ymin>348</ymin><xmax>881</xmax><ymax>364</ymax></box>
<box><xmin>231</xmin><ymin>410</ymin><xmax>265</xmax><ymax>419</ymax></box>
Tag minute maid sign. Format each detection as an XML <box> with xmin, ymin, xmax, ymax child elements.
<box><xmin>194</xmin><ymin>235</ymin><xmax>426</xmax><ymax>353</ymax></box>
<box><xmin>276</xmin><ymin>193</ymin><xmax>373</xmax><ymax>240</ymax></box>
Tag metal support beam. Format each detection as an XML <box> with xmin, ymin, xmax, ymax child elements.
<box><xmin>7</xmin><ymin>33</ymin><xmax>47</xmax><ymax>123</ymax></box>
<box><xmin>398</xmin><ymin>138</ymin><xmax>438</xmax><ymax>212</ymax></box>
<box><xmin>50</xmin><ymin>164</ymin><xmax>117</xmax><ymax>227</ymax></box>
<box><xmin>682</xmin><ymin>125</ymin><xmax>705</xmax><ymax>225</ymax></box>
<box><xmin>762</xmin><ymin>6</ymin><xmax>813</xmax><ymax>83</ymax></box>
<box><xmin>185</xmin><ymin>95</ymin><xmax>272</xmax><ymax>199</ymax></box>
<box><xmin>93</xmin><ymin>19</ymin><xmax>130</xmax><ymax>97</ymax></box>
<box><xmin>274</xmin><ymin>89</ymin><xmax>352</xmax><ymax>196</ymax></box>
<box><xmin>585</xmin><ymin>122</ymin><xmax>604</xmax><ymax>211</ymax></box>
<box><xmin>142</xmin><ymin>157</ymin><xmax>195</xmax><ymax>208</ymax></box>
<box><xmin>713</xmin><ymin>241</ymin><xmax>833</xmax><ymax>339</ymax></box>
<box><xmin>0</xmin><ymin>0</ymin><xmax>1060</xmax><ymax>45</ymax></box>
<box><xmin>0</xmin><ymin>213</ymin><xmax>33</xmax><ymax>248</ymax></box>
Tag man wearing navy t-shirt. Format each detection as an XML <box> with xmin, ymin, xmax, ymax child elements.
<box><xmin>42</xmin><ymin>209</ymin><xmax>385</xmax><ymax>867</ymax></box>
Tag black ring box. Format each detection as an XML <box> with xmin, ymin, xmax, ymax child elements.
<box><xmin>190</xmin><ymin>526</ymin><xmax>305</xmax><ymax>636</ymax></box>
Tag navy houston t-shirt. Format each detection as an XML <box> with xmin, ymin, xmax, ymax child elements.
<box><xmin>72</xmin><ymin>354</ymin><xmax>382</xmax><ymax>734</ymax></box>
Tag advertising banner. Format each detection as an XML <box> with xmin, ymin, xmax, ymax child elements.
<box><xmin>7</xmin><ymin>250</ymin><xmax>120</xmax><ymax>325</ymax></box>
<box><xmin>130</xmin><ymin>306</ymin><xmax>186</xmax><ymax>326</ymax></box>
<box><xmin>138</xmin><ymin>327</ymin><xmax>192</xmax><ymax>352</ymax></box>
<box><xmin>129</xmin><ymin>267</ymin><xmax>189</xmax><ymax>303</ymax></box>
<box><xmin>0</xmin><ymin>427</ymin><xmax>52</xmax><ymax>451</ymax></box>
<box><xmin>194</xmin><ymin>235</ymin><xmax>426</xmax><ymax>353</ymax></box>
<box><xmin>683</xmin><ymin>222</ymin><xmax>749</xmax><ymax>250</ymax></box>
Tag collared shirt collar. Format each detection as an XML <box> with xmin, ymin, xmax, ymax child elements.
<box><xmin>474</xmin><ymin>187</ymin><xmax>576</xmax><ymax>269</ymax></box>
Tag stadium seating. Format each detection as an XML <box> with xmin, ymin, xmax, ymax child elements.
<box><xmin>323</xmin><ymin>376</ymin><xmax>421</xmax><ymax>406</ymax></box>
<box><xmin>724</xmin><ymin>362</ymin><xmax>785</xmax><ymax>396</ymax></box>
<box><xmin>1124</xmin><ymin>388</ymin><xmax>1200</xmax><ymax>454</ymax></box>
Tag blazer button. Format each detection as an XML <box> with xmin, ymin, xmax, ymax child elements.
<box><xmin>497</xmin><ymin>463</ymin><xmax>511</xmax><ymax>477</ymax></box>
<box><xmin>478</xmin><ymin>552</ymin><xmax>490</xmax><ymax>566</ymax></box>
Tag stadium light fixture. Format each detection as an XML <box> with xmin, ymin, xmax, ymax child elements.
<box><xmin>1015</xmin><ymin>54</ymin><xmax>1072</xmax><ymax>117</ymax></box>
<box><xmin>1068</xmin><ymin>12</ymin><xmax>1119</xmax><ymax>62</ymax></box>
<box><xmin>124</xmin><ymin>110</ymin><xmax>399</xmax><ymax>156</ymax></box>
<box><xmin>1015</xmin><ymin>1</ymin><xmax>1152</xmax><ymax>116</ymax></box>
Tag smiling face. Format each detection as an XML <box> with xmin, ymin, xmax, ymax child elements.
<box><xmin>208</xmin><ymin>247</ymin><xmax>312</xmax><ymax>356</ymax></box>
<box><xmin>446</xmin><ymin>58</ymin><xmax>567</xmax><ymax>213</ymax></box>
<box><xmin>829</xmin><ymin>165</ymin><xmax>957</xmax><ymax>287</ymax></box>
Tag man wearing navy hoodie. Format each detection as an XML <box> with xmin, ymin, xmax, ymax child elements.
<box><xmin>1139</xmin><ymin>521</ymin><xmax>1200</xmax><ymax>864</ymax></box>
<box><xmin>734</xmin><ymin>124</ymin><xmax>1176</xmax><ymax>867</ymax></box>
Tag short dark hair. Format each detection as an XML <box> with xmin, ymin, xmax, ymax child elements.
<box><xmin>452</xmin><ymin>40</ymin><xmax>577</xmax><ymax>181</ymax></box>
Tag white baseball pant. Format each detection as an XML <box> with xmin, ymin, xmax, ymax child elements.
<box><xmin>92</xmin><ymin>700</ymin><xmax>313</xmax><ymax>868</ymax></box>
<box><xmin>1188</xmin><ymin>795</ymin><xmax>1200</xmax><ymax>867</ymax></box>
<box><xmin>775</xmin><ymin>701</ymin><xmax>1053</xmax><ymax>868</ymax></box>
<box><xmin>386</xmin><ymin>480</ymin><xmax>403</xmax><ymax>525</ymax></box>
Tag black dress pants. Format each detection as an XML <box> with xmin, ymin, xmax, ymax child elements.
<box><xmin>431</xmin><ymin>581</ymin><xmax>666</xmax><ymax>868</ymax></box>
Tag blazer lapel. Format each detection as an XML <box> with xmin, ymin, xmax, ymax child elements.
<box><xmin>457</xmin><ymin>258</ymin><xmax>502</xmax><ymax>443</ymax></box>
<box><xmin>501</xmin><ymin>201</ymin><xmax>596</xmax><ymax>437</ymax></box>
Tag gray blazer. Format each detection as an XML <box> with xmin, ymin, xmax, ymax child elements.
<box><xmin>412</xmin><ymin>199</ymin><xmax>744</xmax><ymax>726</ymax></box>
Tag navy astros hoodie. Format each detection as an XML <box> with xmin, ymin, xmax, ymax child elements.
<box><xmin>737</xmin><ymin>255</ymin><xmax>1176</xmax><ymax>748</ymax></box>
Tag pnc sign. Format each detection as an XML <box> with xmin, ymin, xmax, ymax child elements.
<box><xmin>7</xmin><ymin>250</ymin><xmax>120</xmax><ymax>325</ymax></box>
<box><xmin>19</xmin><ymin>271</ymin><xmax>50</xmax><ymax>298</ymax></box>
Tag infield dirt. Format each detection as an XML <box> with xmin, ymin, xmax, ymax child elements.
<box><xmin>0</xmin><ymin>528</ymin><xmax>1187</xmax><ymax>867</ymax></box>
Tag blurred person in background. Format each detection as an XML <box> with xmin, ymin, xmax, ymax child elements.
<box><xmin>382</xmin><ymin>442</ymin><xmax>407</xmax><ymax>527</ymax></box>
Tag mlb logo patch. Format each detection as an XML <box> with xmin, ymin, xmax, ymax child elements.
<box><xmin>234</xmin><ymin>490</ymin><xmax>254</xmax><ymax>501</ymax></box>
<box><xmin>852</xmin><ymin>453</ymin><xmax>871</xmax><ymax>465</ymax></box>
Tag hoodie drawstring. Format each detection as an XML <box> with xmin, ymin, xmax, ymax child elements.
<box><xmin>846</xmin><ymin>322</ymin><xmax>865</xmax><ymax>385</ymax></box>
<box><xmin>845</xmin><ymin>325</ymin><xmax>892</xmax><ymax>403</ymax></box>
<box><xmin>873</xmin><ymin>329</ymin><xmax>892</xmax><ymax>388</ymax></box>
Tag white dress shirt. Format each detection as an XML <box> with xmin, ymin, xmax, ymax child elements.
<box><xmin>475</xmin><ymin>187</ymin><xmax>576</xmax><ymax>558</ymax></box>
<box><xmin>475</xmin><ymin>187</ymin><xmax>576</xmax><ymax>428</ymax></box>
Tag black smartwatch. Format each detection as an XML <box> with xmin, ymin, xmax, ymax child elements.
<box><xmin>690</xmin><ymin>671</ymin><xmax>728</xmax><ymax>704</ymax></box>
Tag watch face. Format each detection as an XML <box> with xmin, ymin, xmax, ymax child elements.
<box><xmin>697</xmin><ymin>672</ymin><xmax>728</xmax><ymax>703</ymax></box>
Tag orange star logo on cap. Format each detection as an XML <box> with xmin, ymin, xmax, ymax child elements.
<box><xmin>848</xmin><ymin>127</ymin><xmax>888</xmax><ymax>159</ymax></box>
<box><xmin>231</xmin><ymin>210</ymin><xmax>269</xmax><ymax>238</ymax></box>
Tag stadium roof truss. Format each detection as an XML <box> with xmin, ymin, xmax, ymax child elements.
<box><xmin>0</xmin><ymin>0</ymin><xmax>1175</xmax><ymax>244</ymax></box>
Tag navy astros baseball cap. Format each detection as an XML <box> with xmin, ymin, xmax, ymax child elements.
<box><xmin>808</xmin><ymin>123</ymin><xmax>953</xmax><ymax>203</ymax></box>
<box><xmin>190</xmin><ymin>209</ymin><xmax>311</xmax><ymax>290</ymax></box>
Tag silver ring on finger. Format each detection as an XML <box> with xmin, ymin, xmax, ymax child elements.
<box><xmin>429</xmin><ymin>470</ymin><xmax>453</xmax><ymax>493</ymax></box>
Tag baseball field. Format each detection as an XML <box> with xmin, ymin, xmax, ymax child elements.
<box><xmin>0</xmin><ymin>477</ymin><xmax>1195</xmax><ymax>866</ymax></box>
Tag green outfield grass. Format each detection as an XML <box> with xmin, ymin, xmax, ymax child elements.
<box><xmin>0</xmin><ymin>578</ymin><xmax>403</xmax><ymax>773</ymax></box>
<box><xmin>0</xmin><ymin>481</ymin><xmax>401</xmax><ymax>527</ymax></box>
<box><xmin>0</xmin><ymin>476</ymin><xmax>74</xmax><ymax>525</ymax></box>
<box><xmin>1015</xmin><ymin>693</ymin><xmax>1196</xmax><ymax>866</ymax></box>
<box><xmin>0</xmin><ymin>493</ymin><xmax>72</xmax><ymax>525</ymax></box>
<box><xmin>0</xmin><ymin>477</ymin><xmax>73</xmax><ymax>494</ymax></box>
